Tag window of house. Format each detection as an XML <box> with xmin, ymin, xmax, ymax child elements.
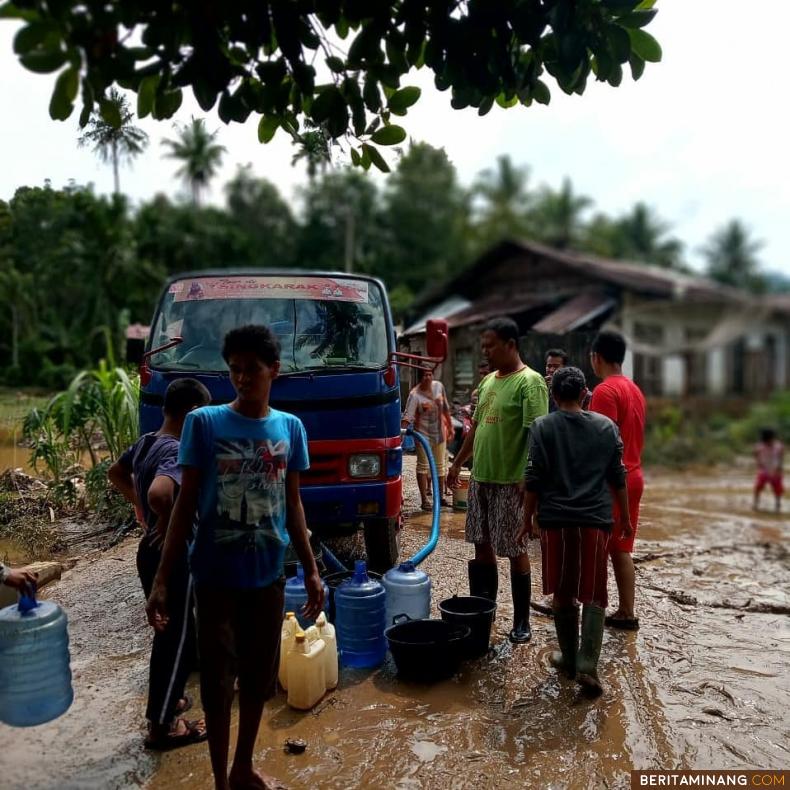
<box><xmin>633</xmin><ymin>322</ymin><xmax>664</xmax><ymax>397</ymax></box>
<box><xmin>454</xmin><ymin>347</ymin><xmax>474</xmax><ymax>401</ymax></box>
<box><xmin>685</xmin><ymin>327</ymin><xmax>708</xmax><ymax>396</ymax></box>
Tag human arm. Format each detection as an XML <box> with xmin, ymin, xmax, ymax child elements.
<box><xmin>402</xmin><ymin>390</ymin><xmax>417</xmax><ymax>429</ymax></box>
<box><xmin>447</xmin><ymin>421</ymin><xmax>477</xmax><ymax>487</ymax></box>
<box><xmin>285</xmin><ymin>471</ymin><xmax>324</xmax><ymax>620</ymax></box>
<box><xmin>614</xmin><ymin>484</ymin><xmax>632</xmax><ymax>540</ymax></box>
<box><xmin>590</xmin><ymin>384</ymin><xmax>618</xmax><ymax>423</ymax></box>
<box><xmin>146</xmin><ymin>475</ymin><xmax>178</xmax><ymax>549</ymax></box>
<box><xmin>146</xmin><ymin>466</ymin><xmax>200</xmax><ymax>631</ymax></box>
<box><xmin>0</xmin><ymin>563</ymin><xmax>37</xmax><ymax>593</ymax></box>
<box><xmin>517</xmin><ymin>428</ymin><xmax>545</xmax><ymax>542</ymax></box>
<box><xmin>107</xmin><ymin>459</ymin><xmax>136</xmax><ymax>505</ymax></box>
<box><xmin>523</xmin><ymin>379</ymin><xmax>550</xmax><ymax>429</ymax></box>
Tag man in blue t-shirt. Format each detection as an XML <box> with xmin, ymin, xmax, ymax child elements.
<box><xmin>147</xmin><ymin>324</ymin><xmax>324</xmax><ymax>790</ymax></box>
<box><xmin>109</xmin><ymin>377</ymin><xmax>210</xmax><ymax>750</ymax></box>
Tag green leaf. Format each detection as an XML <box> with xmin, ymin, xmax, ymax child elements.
<box><xmin>629</xmin><ymin>52</ymin><xmax>645</xmax><ymax>80</ymax></box>
<box><xmin>601</xmin><ymin>0</ymin><xmax>641</xmax><ymax>9</ymax></box>
<box><xmin>387</xmin><ymin>86</ymin><xmax>421</xmax><ymax>114</ymax></box>
<box><xmin>618</xmin><ymin>9</ymin><xmax>658</xmax><ymax>29</ymax></box>
<box><xmin>607</xmin><ymin>25</ymin><xmax>632</xmax><ymax>63</ymax></box>
<box><xmin>192</xmin><ymin>80</ymin><xmax>218</xmax><ymax>112</ymax></box>
<box><xmin>636</xmin><ymin>0</ymin><xmax>657</xmax><ymax>9</ymax></box>
<box><xmin>48</xmin><ymin>65</ymin><xmax>78</xmax><ymax>120</ymax></box>
<box><xmin>257</xmin><ymin>114</ymin><xmax>279</xmax><ymax>143</ymax></box>
<box><xmin>137</xmin><ymin>74</ymin><xmax>159</xmax><ymax>118</ymax></box>
<box><xmin>533</xmin><ymin>80</ymin><xmax>551</xmax><ymax>105</ymax></box>
<box><xmin>13</xmin><ymin>21</ymin><xmax>58</xmax><ymax>54</ymax></box>
<box><xmin>628</xmin><ymin>29</ymin><xmax>662</xmax><ymax>62</ymax></box>
<box><xmin>363</xmin><ymin>77</ymin><xmax>381</xmax><ymax>112</ymax></box>
<box><xmin>0</xmin><ymin>3</ymin><xmax>39</xmax><ymax>21</ymax></box>
<box><xmin>99</xmin><ymin>95</ymin><xmax>122</xmax><ymax>128</ymax></box>
<box><xmin>311</xmin><ymin>85</ymin><xmax>343</xmax><ymax>123</ymax></box>
<box><xmin>153</xmin><ymin>89</ymin><xmax>182</xmax><ymax>120</ymax></box>
<box><xmin>370</xmin><ymin>124</ymin><xmax>406</xmax><ymax>145</ymax></box>
<box><xmin>326</xmin><ymin>55</ymin><xmax>345</xmax><ymax>73</ymax></box>
<box><xmin>495</xmin><ymin>92</ymin><xmax>518</xmax><ymax>109</ymax></box>
<box><xmin>19</xmin><ymin>48</ymin><xmax>66</xmax><ymax>73</ymax></box>
<box><xmin>350</xmin><ymin>147</ymin><xmax>361</xmax><ymax>167</ymax></box>
<box><xmin>607</xmin><ymin>62</ymin><xmax>623</xmax><ymax>87</ymax></box>
<box><xmin>360</xmin><ymin>144</ymin><xmax>371</xmax><ymax>170</ymax></box>
<box><xmin>362</xmin><ymin>143</ymin><xmax>390</xmax><ymax>173</ymax></box>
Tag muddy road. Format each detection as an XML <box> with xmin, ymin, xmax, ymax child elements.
<box><xmin>1</xmin><ymin>462</ymin><xmax>788</xmax><ymax>789</ymax></box>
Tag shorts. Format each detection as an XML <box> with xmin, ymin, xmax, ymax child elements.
<box><xmin>610</xmin><ymin>469</ymin><xmax>644</xmax><ymax>554</ymax></box>
<box><xmin>465</xmin><ymin>479</ymin><xmax>528</xmax><ymax>558</ymax></box>
<box><xmin>194</xmin><ymin>580</ymin><xmax>284</xmax><ymax>712</ymax></box>
<box><xmin>416</xmin><ymin>440</ymin><xmax>447</xmax><ymax>477</ymax></box>
<box><xmin>540</xmin><ymin>525</ymin><xmax>610</xmax><ymax>607</ymax></box>
<box><xmin>755</xmin><ymin>471</ymin><xmax>783</xmax><ymax>497</ymax></box>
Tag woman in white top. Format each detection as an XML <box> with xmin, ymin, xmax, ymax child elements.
<box><xmin>402</xmin><ymin>368</ymin><xmax>451</xmax><ymax>511</ymax></box>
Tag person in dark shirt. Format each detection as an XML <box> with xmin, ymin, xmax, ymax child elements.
<box><xmin>518</xmin><ymin>367</ymin><xmax>631</xmax><ymax>697</ymax></box>
<box><xmin>108</xmin><ymin>377</ymin><xmax>210</xmax><ymax>750</ymax></box>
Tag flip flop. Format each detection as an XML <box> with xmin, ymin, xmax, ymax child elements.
<box><xmin>604</xmin><ymin>615</ymin><xmax>640</xmax><ymax>630</ymax></box>
<box><xmin>175</xmin><ymin>695</ymin><xmax>192</xmax><ymax>715</ymax></box>
<box><xmin>144</xmin><ymin>718</ymin><xmax>208</xmax><ymax>751</ymax></box>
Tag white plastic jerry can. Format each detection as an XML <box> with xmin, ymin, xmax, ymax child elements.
<box><xmin>287</xmin><ymin>631</ymin><xmax>327</xmax><ymax>711</ymax></box>
<box><xmin>316</xmin><ymin>612</ymin><xmax>338</xmax><ymax>690</ymax></box>
<box><xmin>278</xmin><ymin>612</ymin><xmax>298</xmax><ymax>691</ymax></box>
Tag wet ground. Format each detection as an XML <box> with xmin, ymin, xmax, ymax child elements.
<box><xmin>1</xmin><ymin>460</ymin><xmax>788</xmax><ymax>789</ymax></box>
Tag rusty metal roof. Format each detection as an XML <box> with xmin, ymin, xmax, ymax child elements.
<box><xmin>532</xmin><ymin>291</ymin><xmax>617</xmax><ymax>334</ymax></box>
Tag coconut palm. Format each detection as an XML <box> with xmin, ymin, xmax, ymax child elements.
<box><xmin>531</xmin><ymin>177</ymin><xmax>593</xmax><ymax>249</ymax></box>
<box><xmin>77</xmin><ymin>88</ymin><xmax>149</xmax><ymax>195</ymax></box>
<box><xmin>162</xmin><ymin>118</ymin><xmax>226</xmax><ymax>205</ymax></box>
<box><xmin>702</xmin><ymin>219</ymin><xmax>764</xmax><ymax>291</ymax></box>
<box><xmin>473</xmin><ymin>155</ymin><xmax>532</xmax><ymax>243</ymax></box>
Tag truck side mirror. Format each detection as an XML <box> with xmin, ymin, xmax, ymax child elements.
<box><xmin>426</xmin><ymin>319</ymin><xmax>448</xmax><ymax>361</ymax></box>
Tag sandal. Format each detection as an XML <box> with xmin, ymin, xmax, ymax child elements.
<box><xmin>145</xmin><ymin>718</ymin><xmax>208</xmax><ymax>751</ymax></box>
<box><xmin>174</xmin><ymin>695</ymin><xmax>192</xmax><ymax>715</ymax></box>
<box><xmin>604</xmin><ymin>615</ymin><xmax>640</xmax><ymax>630</ymax></box>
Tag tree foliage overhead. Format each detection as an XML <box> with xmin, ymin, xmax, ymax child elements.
<box><xmin>3</xmin><ymin>0</ymin><xmax>660</xmax><ymax>171</ymax></box>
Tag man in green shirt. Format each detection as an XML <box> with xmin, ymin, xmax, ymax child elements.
<box><xmin>448</xmin><ymin>318</ymin><xmax>549</xmax><ymax>643</ymax></box>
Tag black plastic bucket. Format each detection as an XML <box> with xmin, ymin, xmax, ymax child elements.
<box><xmin>438</xmin><ymin>595</ymin><xmax>496</xmax><ymax>658</ymax></box>
<box><xmin>385</xmin><ymin>615</ymin><xmax>470</xmax><ymax>683</ymax></box>
<box><xmin>324</xmin><ymin>569</ymin><xmax>383</xmax><ymax>623</ymax></box>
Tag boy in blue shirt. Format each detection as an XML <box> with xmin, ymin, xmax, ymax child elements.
<box><xmin>147</xmin><ymin>325</ymin><xmax>324</xmax><ymax>790</ymax></box>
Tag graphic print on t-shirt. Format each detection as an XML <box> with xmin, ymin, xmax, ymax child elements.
<box><xmin>214</xmin><ymin>437</ymin><xmax>289</xmax><ymax>551</ymax></box>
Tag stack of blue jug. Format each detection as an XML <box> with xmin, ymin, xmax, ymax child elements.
<box><xmin>335</xmin><ymin>560</ymin><xmax>387</xmax><ymax>668</ymax></box>
<box><xmin>284</xmin><ymin>563</ymin><xmax>329</xmax><ymax>628</ymax></box>
<box><xmin>382</xmin><ymin>560</ymin><xmax>431</xmax><ymax>626</ymax></box>
<box><xmin>0</xmin><ymin>590</ymin><xmax>73</xmax><ymax>727</ymax></box>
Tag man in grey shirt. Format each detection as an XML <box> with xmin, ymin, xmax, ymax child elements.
<box><xmin>518</xmin><ymin>367</ymin><xmax>631</xmax><ymax>697</ymax></box>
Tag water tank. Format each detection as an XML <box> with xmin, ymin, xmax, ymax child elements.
<box><xmin>335</xmin><ymin>560</ymin><xmax>387</xmax><ymax>668</ymax></box>
<box><xmin>0</xmin><ymin>593</ymin><xmax>73</xmax><ymax>727</ymax></box>
<box><xmin>383</xmin><ymin>560</ymin><xmax>431</xmax><ymax>626</ymax></box>
<box><xmin>284</xmin><ymin>563</ymin><xmax>329</xmax><ymax>628</ymax></box>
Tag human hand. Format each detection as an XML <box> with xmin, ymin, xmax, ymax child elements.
<box><xmin>446</xmin><ymin>464</ymin><xmax>460</xmax><ymax>489</ymax></box>
<box><xmin>4</xmin><ymin>567</ymin><xmax>37</xmax><ymax>593</ymax></box>
<box><xmin>146</xmin><ymin>582</ymin><xmax>169</xmax><ymax>632</ymax></box>
<box><xmin>303</xmin><ymin>571</ymin><xmax>325</xmax><ymax>621</ymax></box>
<box><xmin>619</xmin><ymin>516</ymin><xmax>633</xmax><ymax>541</ymax></box>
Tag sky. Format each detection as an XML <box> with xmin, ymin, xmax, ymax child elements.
<box><xmin>1</xmin><ymin>1</ymin><xmax>789</xmax><ymax>275</ymax></box>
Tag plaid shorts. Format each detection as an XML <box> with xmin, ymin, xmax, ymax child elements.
<box><xmin>465</xmin><ymin>480</ymin><xmax>529</xmax><ymax>558</ymax></box>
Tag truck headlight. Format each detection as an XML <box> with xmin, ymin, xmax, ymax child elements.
<box><xmin>349</xmin><ymin>454</ymin><xmax>381</xmax><ymax>478</ymax></box>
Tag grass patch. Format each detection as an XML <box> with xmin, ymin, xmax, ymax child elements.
<box><xmin>0</xmin><ymin>388</ymin><xmax>52</xmax><ymax>434</ymax></box>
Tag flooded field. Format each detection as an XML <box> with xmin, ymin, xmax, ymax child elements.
<box><xmin>1</xmin><ymin>463</ymin><xmax>788</xmax><ymax>789</ymax></box>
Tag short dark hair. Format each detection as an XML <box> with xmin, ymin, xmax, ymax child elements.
<box><xmin>545</xmin><ymin>348</ymin><xmax>568</xmax><ymax>365</ymax></box>
<box><xmin>551</xmin><ymin>366</ymin><xmax>587</xmax><ymax>402</ymax></box>
<box><xmin>760</xmin><ymin>427</ymin><xmax>777</xmax><ymax>443</ymax></box>
<box><xmin>222</xmin><ymin>324</ymin><xmax>280</xmax><ymax>366</ymax></box>
<box><xmin>591</xmin><ymin>330</ymin><xmax>626</xmax><ymax>365</ymax></box>
<box><xmin>163</xmin><ymin>378</ymin><xmax>211</xmax><ymax>417</ymax></box>
<box><xmin>483</xmin><ymin>317</ymin><xmax>519</xmax><ymax>346</ymax></box>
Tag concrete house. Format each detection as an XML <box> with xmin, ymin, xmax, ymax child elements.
<box><xmin>399</xmin><ymin>239</ymin><xmax>790</xmax><ymax>404</ymax></box>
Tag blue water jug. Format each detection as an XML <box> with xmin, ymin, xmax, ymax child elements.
<box><xmin>284</xmin><ymin>563</ymin><xmax>329</xmax><ymax>629</ymax></box>
<box><xmin>383</xmin><ymin>561</ymin><xmax>431</xmax><ymax>626</ymax></box>
<box><xmin>402</xmin><ymin>430</ymin><xmax>416</xmax><ymax>453</ymax></box>
<box><xmin>0</xmin><ymin>590</ymin><xmax>73</xmax><ymax>727</ymax></box>
<box><xmin>335</xmin><ymin>560</ymin><xmax>387</xmax><ymax>668</ymax></box>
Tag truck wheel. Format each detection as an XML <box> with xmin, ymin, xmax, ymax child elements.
<box><xmin>364</xmin><ymin>517</ymin><xmax>400</xmax><ymax>574</ymax></box>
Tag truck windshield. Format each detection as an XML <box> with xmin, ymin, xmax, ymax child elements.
<box><xmin>147</xmin><ymin>275</ymin><xmax>390</xmax><ymax>373</ymax></box>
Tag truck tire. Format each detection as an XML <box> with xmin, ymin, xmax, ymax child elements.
<box><xmin>363</xmin><ymin>517</ymin><xmax>400</xmax><ymax>574</ymax></box>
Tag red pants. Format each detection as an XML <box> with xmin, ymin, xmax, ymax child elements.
<box><xmin>755</xmin><ymin>471</ymin><xmax>783</xmax><ymax>497</ymax></box>
<box><xmin>610</xmin><ymin>469</ymin><xmax>644</xmax><ymax>554</ymax></box>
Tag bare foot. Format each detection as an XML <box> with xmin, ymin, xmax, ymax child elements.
<box><xmin>229</xmin><ymin>767</ymin><xmax>288</xmax><ymax>790</ymax></box>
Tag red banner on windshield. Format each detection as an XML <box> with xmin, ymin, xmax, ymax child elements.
<box><xmin>170</xmin><ymin>276</ymin><xmax>370</xmax><ymax>304</ymax></box>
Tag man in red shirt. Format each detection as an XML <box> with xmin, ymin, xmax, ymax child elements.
<box><xmin>590</xmin><ymin>330</ymin><xmax>646</xmax><ymax>630</ymax></box>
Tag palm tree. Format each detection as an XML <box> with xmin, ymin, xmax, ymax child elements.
<box><xmin>77</xmin><ymin>88</ymin><xmax>149</xmax><ymax>195</ymax></box>
<box><xmin>531</xmin><ymin>177</ymin><xmax>592</xmax><ymax>249</ymax></box>
<box><xmin>702</xmin><ymin>219</ymin><xmax>764</xmax><ymax>291</ymax></box>
<box><xmin>162</xmin><ymin>118</ymin><xmax>226</xmax><ymax>205</ymax></box>
<box><xmin>616</xmin><ymin>203</ymin><xmax>684</xmax><ymax>269</ymax></box>
<box><xmin>473</xmin><ymin>155</ymin><xmax>531</xmax><ymax>243</ymax></box>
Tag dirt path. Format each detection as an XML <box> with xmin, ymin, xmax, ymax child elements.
<box><xmin>1</xmin><ymin>462</ymin><xmax>788</xmax><ymax>789</ymax></box>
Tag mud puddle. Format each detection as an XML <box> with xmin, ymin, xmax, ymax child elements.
<box><xmin>1</xmin><ymin>465</ymin><xmax>787</xmax><ymax>789</ymax></box>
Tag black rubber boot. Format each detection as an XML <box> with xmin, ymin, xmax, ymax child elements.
<box><xmin>508</xmin><ymin>570</ymin><xmax>532</xmax><ymax>644</ymax></box>
<box><xmin>577</xmin><ymin>604</ymin><xmax>605</xmax><ymax>697</ymax></box>
<box><xmin>549</xmin><ymin>606</ymin><xmax>579</xmax><ymax>678</ymax></box>
<box><xmin>468</xmin><ymin>559</ymin><xmax>498</xmax><ymax>603</ymax></box>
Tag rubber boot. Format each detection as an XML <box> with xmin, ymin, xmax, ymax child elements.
<box><xmin>576</xmin><ymin>604</ymin><xmax>605</xmax><ymax>697</ymax></box>
<box><xmin>508</xmin><ymin>571</ymin><xmax>532</xmax><ymax>644</ymax></box>
<box><xmin>549</xmin><ymin>606</ymin><xmax>578</xmax><ymax>678</ymax></box>
<box><xmin>468</xmin><ymin>559</ymin><xmax>498</xmax><ymax>603</ymax></box>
